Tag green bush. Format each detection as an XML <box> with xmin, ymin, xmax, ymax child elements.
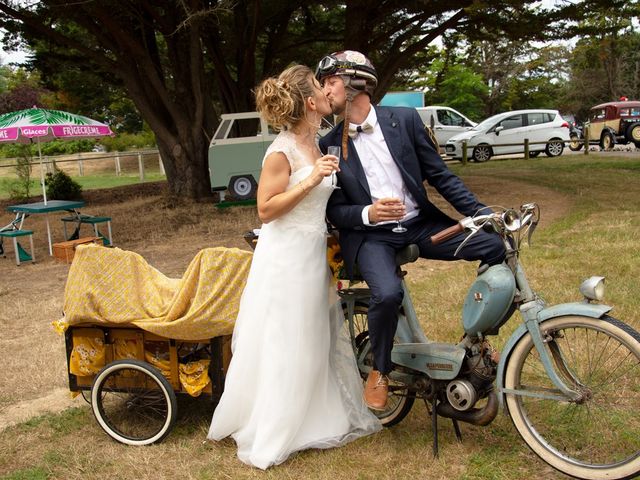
<box><xmin>99</xmin><ymin>131</ymin><xmax>156</xmax><ymax>152</ymax></box>
<box><xmin>45</xmin><ymin>169</ymin><xmax>83</xmax><ymax>200</ymax></box>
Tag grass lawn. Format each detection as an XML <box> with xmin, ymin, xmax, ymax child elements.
<box><xmin>0</xmin><ymin>153</ymin><xmax>638</xmax><ymax>480</ymax></box>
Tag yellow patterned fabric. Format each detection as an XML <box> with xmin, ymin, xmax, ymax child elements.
<box><xmin>178</xmin><ymin>359</ymin><xmax>211</xmax><ymax>397</ymax></box>
<box><xmin>58</xmin><ymin>244</ymin><xmax>252</xmax><ymax>340</ymax></box>
<box><xmin>69</xmin><ymin>334</ymin><xmax>105</xmax><ymax>376</ymax></box>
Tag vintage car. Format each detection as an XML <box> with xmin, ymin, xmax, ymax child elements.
<box><xmin>586</xmin><ymin>100</ymin><xmax>640</xmax><ymax>150</ymax></box>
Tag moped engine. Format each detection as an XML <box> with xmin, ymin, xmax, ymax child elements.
<box><xmin>445</xmin><ymin>342</ymin><xmax>498</xmax><ymax>412</ymax></box>
<box><xmin>446</xmin><ymin>380</ymin><xmax>477</xmax><ymax>411</ymax></box>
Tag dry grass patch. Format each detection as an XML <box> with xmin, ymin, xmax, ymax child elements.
<box><xmin>0</xmin><ymin>154</ymin><xmax>638</xmax><ymax>479</ymax></box>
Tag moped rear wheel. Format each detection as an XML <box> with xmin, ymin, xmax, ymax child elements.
<box><xmin>504</xmin><ymin>315</ymin><xmax>640</xmax><ymax>480</ymax></box>
<box><xmin>344</xmin><ymin>302</ymin><xmax>415</xmax><ymax>427</ymax></box>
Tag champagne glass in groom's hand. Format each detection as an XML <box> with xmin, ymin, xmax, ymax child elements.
<box><xmin>390</xmin><ymin>189</ymin><xmax>407</xmax><ymax>233</ymax></box>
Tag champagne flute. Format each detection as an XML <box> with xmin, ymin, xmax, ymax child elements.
<box><xmin>326</xmin><ymin>146</ymin><xmax>341</xmax><ymax>189</ymax></box>
<box><xmin>391</xmin><ymin>188</ymin><xmax>407</xmax><ymax>233</ymax></box>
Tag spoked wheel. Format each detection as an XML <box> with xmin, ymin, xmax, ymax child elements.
<box><xmin>472</xmin><ymin>144</ymin><xmax>492</xmax><ymax>162</ymax></box>
<box><xmin>600</xmin><ymin>132</ymin><xmax>614</xmax><ymax>151</ymax></box>
<box><xmin>344</xmin><ymin>302</ymin><xmax>415</xmax><ymax>427</ymax></box>
<box><xmin>91</xmin><ymin>359</ymin><xmax>178</xmax><ymax>446</ymax></box>
<box><xmin>569</xmin><ymin>133</ymin><xmax>583</xmax><ymax>151</ymax></box>
<box><xmin>545</xmin><ymin>139</ymin><xmax>564</xmax><ymax>157</ymax></box>
<box><xmin>505</xmin><ymin>316</ymin><xmax>640</xmax><ymax>480</ymax></box>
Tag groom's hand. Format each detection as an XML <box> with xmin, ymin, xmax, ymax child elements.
<box><xmin>369</xmin><ymin>198</ymin><xmax>406</xmax><ymax>223</ymax></box>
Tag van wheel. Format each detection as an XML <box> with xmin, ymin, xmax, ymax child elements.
<box><xmin>545</xmin><ymin>139</ymin><xmax>564</xmax><ymax>157</ymax></box>
<box><xmin>228</xmin><ymin>175</ymin><xmax>257</xmax><ymax>200</ymax></box>
<box><xmin>472</xmin><ymin>145</ymin><xmax>492</xmax><ymax>162</ymax></box>
<box><xmin>600</xmin><ymin>132</ymin><xmax>614</xmax><ymax>151</ymax></box>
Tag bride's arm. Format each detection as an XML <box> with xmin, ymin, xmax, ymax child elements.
<box><xmin>257</xmin><ymin>152</ymin><xmax>335</xmax><ymax>223</ymax></box>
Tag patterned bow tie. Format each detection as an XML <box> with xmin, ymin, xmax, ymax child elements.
<box><xmin>348</xmin><ymin>122</ymin><xmax>374</xmax><ymax>138</ymax></box>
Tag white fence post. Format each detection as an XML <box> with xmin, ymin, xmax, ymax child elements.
<box><xmin>115</xmin><ymin>152</ymin><xmax>121</xmax><ymax>176</ymax></box>
<box><xmin>158</xmin><ymin>152</ymin><xmax>165</xmax><ymax>175</ymax></box>
<box><xmin>77</xmin><ymin>152</ymin><xmax>84</xmax><ymax>176</ymax></box>
<box><xmin>138</xmin><ymin>152</ymin><xmax>145</xmax><ymax>181</ymax></box>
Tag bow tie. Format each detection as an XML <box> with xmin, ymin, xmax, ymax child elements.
<box><xmin>348</xmin><ymin>122</ymin><xmax>374</xmax><ymax>138</ymax></box>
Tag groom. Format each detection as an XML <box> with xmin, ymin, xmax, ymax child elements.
<box><xmin>317</xmin><ymin>51</ymin><xmax>506</xmax><ymax>411</ymax></box>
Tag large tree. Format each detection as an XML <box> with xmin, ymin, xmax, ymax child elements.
<box><xmin>0</xmin><ymin>0</ymin><xmax>566</xmax><ymax>198</ymax></box>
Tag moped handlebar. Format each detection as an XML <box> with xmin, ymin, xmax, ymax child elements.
<box><xmin>430</xmin><ymin>222</ymin><xmax>464</xmax><ymax>245</ymax></box>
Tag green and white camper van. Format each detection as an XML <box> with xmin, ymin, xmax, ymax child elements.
<box><xmin>208</xmin><ymin>112</ymin><xmax>331</xmax><ymax>201</ymax></box>
<box><xmin>208</xmin><ymin>112</ymin><xmax>277</xmax><ymax>201</ymax></box>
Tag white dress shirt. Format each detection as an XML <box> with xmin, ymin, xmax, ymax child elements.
<box><xmin>349</xmin><ymin>107</ymin><xmax>419</xmax><ymax>226</ymax></box>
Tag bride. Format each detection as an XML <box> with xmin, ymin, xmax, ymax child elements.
<box><xmin>207</xmin><ymin>65</ymin><xmax>381</xmax><ymax>469</ymax></box>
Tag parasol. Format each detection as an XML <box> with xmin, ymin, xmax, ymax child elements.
<box><xmin>0</xmin><ymin>106</ymin><xmax>114</xmax><ymax>204</ymax></box>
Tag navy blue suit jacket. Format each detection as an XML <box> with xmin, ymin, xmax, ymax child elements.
<box><xmin>319</xmin><ymin>106</ymin><xmax>487</xmax><ymax>276</ymax></box>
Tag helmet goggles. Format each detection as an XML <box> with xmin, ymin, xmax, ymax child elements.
<box><xmin>315</xmin><ymin>52</ymin><xmax>378</xmax><ymax>84</ymax></box>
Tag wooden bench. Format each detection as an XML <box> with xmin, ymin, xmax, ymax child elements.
<box><xmin>61</xmin><ymin>215</ymin><xmax>113</xmax><ymax>246</ymax></box>
<box><xmin>0</xmin><ymin>229</ymin><xmax>35</xmax><ymax>266</ymax></box>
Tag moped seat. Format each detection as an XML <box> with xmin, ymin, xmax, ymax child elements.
<box><xmin>395</xmin><ymin>244</ymin><xmax>419</xmax><ymax>266</ymax></box>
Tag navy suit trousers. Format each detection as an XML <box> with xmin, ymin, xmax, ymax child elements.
<box><xmin>355</xmin><ymin>215</ymin><xmax>505</xmax><ymax>374</ymax></box>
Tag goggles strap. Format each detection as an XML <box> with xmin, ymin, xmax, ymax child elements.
<box><xmin>341</xmin><ymin>98</ymin><xmax>350</xmax><ymax>162</ymax></box>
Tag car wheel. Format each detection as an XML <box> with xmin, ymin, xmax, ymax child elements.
<box><xmin>529</xmin><ymin>151</ymin><xmax>541</xmax><ymax>157</ymax></box>
<box><xmin>627</xmin><ymin>124</ymin><xmax>640</xmax><ymax>146</ymax></box>
<box><xmin>472</xmin><ymin>144</ymin><xmax>492</xmax><ymax>162</ymax></box>
<box><xmin>545</xmin><ymin>139</ymin><xmax>564</xmax><ymax>157</ymax></box>
<box><xmin>228</xmin><ymin>175</ymin><xmax>257</xmax><ymax>200</ymax></box>
<box><xmin>600</xmin><ymin>131</ymin><xmax>614</xmax><ymax>151</ymax></box>
<box><xmin>569</xmin><ymin>133</ymin><xmax>583</xmax><ymax>151</ymax></box>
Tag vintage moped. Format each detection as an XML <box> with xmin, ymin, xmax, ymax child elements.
<box><xmin>339</xmin><ymin>203</ymin><xmax>640</xmax><ymax>480</ymax></box>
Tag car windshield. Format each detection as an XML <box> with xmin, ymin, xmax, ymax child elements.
<box><xmin>470</xmin><ymin>114</ymin><xmax>504</xmax><ymax>131</ymax></box>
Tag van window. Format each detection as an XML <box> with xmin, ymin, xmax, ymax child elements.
<box><xmin>437</xmin><ymin>109</ymin><xmax>466</xmax><ymax>127</ymax></box>
<box><xmin>591</xmin><ymin>109</ymin><xmax>606</xmax><ymax>121</ymax></box>
<box><xmin>214</xmin><ymin>119</ymin><xmax>232</xmax><ymax>140</ymax></box>
<box><xmin>498</xmin><ymin>115</ymin><xmax>524</xmax><ymax>130</ymax></box>
<box><xmin>226</xmin><ymin>118</ymin><xmax>261</xmax><ymax>139</ymax></box>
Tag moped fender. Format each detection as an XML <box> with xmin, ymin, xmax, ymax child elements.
<box><xmin>391</xmin><ymin>342</ymin><xmax>465</xmax><ymax>380</ymax></box>
<box><xmin>496</xmin><ymin>302</ymin><xmax>612</xmax><ymax>410</ymax></box>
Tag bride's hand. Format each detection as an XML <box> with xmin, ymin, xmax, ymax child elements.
<box><xmin>307</xmin><ymin>155</ymin><xmax>340</xmax><ymax>187</ymax></box>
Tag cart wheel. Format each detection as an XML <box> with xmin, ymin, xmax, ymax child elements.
<box><xmin>81</xmin><ymin>389</ymin><xmax>92</xmax><ymax>405</ymax></box>
<box><xmin>91</xmin><ymin>359</ymin><xmax>177</xmax><ymax>446</ymax></box>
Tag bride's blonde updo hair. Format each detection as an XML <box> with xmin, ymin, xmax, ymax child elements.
<box><xmin>255</xmin><ymin>65</ymin><xmax>316</xmax><ymax>131</ymax></box>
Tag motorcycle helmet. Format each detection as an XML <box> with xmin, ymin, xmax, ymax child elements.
<box><xmin>315</xmin><ymin>50</ymin><xmax>378</xmax><ymax>97</ymax></box>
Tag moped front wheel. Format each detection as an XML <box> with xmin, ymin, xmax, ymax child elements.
<box><xmin>344</xmin><ymin>302</ymin><xmax>415</xmax><ymax>427</ymax></box>
<box><xmin>504</xmin><ymin>315</ymin><xmax>640</xmax><ymax>480</ymax></box>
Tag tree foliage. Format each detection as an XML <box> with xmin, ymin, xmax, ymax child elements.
<box><xmin>0</xmin><ymin>1</ymin><xmax>604</xmax><ymax>198</ymax></box>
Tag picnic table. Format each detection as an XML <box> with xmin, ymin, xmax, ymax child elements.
<box><xmin>5</xmin><ymin>200</ymin><xmax>85</xmax><ymax>256</ymax></box>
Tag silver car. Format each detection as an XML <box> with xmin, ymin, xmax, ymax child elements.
<box><xmin>445</xmin><ymin>109</ymin><xmax>570</xmax><ymax>162</ymax></box>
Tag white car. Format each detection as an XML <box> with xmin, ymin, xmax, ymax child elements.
<box><xmin>445</xmin><ymin>109</ymin><xmax>570</xmax><ymax>162</ymax></box>
<box><xmin>416</xmin><ymin>106</ymin><xmax>476</xmax><ymax>147</ymax></box>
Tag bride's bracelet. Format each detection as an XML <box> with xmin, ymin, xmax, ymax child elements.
<box><xmin>297</xmin><ymin>181</ymin><xmax>310</xmax><ymax>195</ymax></box>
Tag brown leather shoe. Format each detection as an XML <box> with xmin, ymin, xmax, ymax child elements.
<box><xmin>364</xmin><ymin>370</ymin><xmax>389</xmax><ymax>411</ymax></box>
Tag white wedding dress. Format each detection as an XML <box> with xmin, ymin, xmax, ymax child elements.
<box><xmin>207</xmin><ymin>130</ymin><xmax>381</xmax><ymax>469</ymax></box>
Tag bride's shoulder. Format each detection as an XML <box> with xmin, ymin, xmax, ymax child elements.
<box><xmin>264</xmin><ymin>131</ymin><xmax>297</xmax><ymax>167</ymax></box>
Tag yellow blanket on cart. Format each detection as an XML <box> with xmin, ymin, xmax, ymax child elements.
<box><xmin>55</xmin><ymin>244</ymin><xmax>252</xmax><ymax>340</ymax></box>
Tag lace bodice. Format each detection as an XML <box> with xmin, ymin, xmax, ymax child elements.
<box><xmin>263</xmin><ymin>130</ymin><xmax>334</xmax><ymax>234</ymax></box>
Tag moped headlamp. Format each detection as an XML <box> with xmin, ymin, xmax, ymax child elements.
<box><xmin>502</xmin><ymin>209</ymin><xmax>521</xmax><ymax>232</ymax></box>
<box><xmin>579</xmin><ymin>276</ymin><xmax>605</xmax><ymax>302</ymax></box>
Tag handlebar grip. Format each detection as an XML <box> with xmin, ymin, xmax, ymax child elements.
<box><xmin>430</xmin><ymin>222</ymin><xmax>464</xmax><ymax>245</ymax></box>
